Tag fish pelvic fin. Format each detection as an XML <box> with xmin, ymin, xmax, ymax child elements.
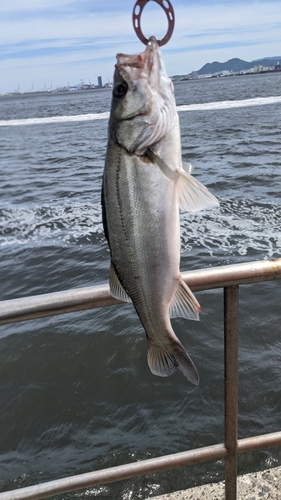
<box><xmin>147</xmin><ymin>340</ymin><xmax>199</xmax><ymax>386</ymax></box>
<box><xmin>170</xmin><ymin>276</ymin><xmax>201</xmax><ymax>321</ymax></box>
<box><xmin>109</xmin><ymin>261</ymin><xmax>132</xmax><ymax>303</ymax></box>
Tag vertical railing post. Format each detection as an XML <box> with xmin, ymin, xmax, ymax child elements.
<box><xmin>224</xmin><ymin>285</ymin><xmax>239</xmax><ymax>500</ymax></box>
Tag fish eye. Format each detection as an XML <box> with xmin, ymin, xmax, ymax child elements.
<box><xmin>113</xmin><ymin>81</ymin><xmax>128</xmax><ymax>98</ymax></box>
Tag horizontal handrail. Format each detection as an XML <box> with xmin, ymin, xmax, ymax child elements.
<box><xmin>1</xmin><ymin>258</ymin><xmax>281</xmax><ymax>325</ymax></box>
<box><xmin>1</xmin><ymin>258</ymin><xmax>281</xmax><ymax>500</ymax></box>
<box><xmin>1</xmin><ymin>433</ymin><xmax>281</xmax><ymax>500</ymax></box>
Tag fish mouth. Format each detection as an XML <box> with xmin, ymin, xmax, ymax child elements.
<box><xmin>115</xmin><ymin>37</ymin><xmax>160</xmax><ymax>85</ymax></box>
<box><xmin>112</xmin><ymin>37</ymin><xmax>176</xmax><ymax>154</ymax></box>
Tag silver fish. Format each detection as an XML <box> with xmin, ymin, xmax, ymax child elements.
<box><xmin>102</xmin><ymin>37</ymin><xmax>219</xmax><ymax>385</ymax></box>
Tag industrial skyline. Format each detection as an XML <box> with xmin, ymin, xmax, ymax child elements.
<box><xmin>1</xmin><ymin>0</ymin><xmax>281</xmax><ymax>94</ymax></box>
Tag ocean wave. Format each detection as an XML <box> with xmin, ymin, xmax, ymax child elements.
<box><xmin>0</xmin><ymin>112</ymin><xmax>110</xmax><ymax>128</ymax></box>
<box><xmin>177</xmin><ymin>95</ymin><xmax>281</xmax><ymax>112</ymax></box>
<box><xmin>0</xmin><ymin>203</ymin><xmax>104</xmax><ymax>247</ymax></box>
<box><xmin>1</xmin><ymin>200</ymin><xmax>280</xmax><ymax>260</ymax></box>
<box><xmin>1</xmin><ymin>96</ymin><xmax>281</xmax><ymax>127</ymax></box>
<box><xmin>180</xmin><ymin>199</ymin><xmax>281</xmax><ymax>260</ymax></box>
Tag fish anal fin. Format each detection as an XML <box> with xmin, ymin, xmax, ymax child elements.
<box><xmin>109</xmin><ymin>262</ymin><xmax>132</xmax><ymax>303</ymax></box>
<box><xmin>147</xmin><ymin>340</ymin><xmax>199</xmax><ymax>386</ymax></box>
<box><xmin>170</xmin><ymin>277</ymin><xmax>201</xmax><ymax>321</ymax></box>
<box><xmin>177</xmin><ymin>169</ymin><xmax>219</xmax><ymax>212</ymax></box>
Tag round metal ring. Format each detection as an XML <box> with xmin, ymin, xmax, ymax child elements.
<box><xmin>132</xmin><ymin>0</ymin><xmax>175</xmax><ymax>47</ymax></box>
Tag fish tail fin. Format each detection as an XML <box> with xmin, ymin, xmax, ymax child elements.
<box><xmin>147</xmin><ymin>340</ymin><xmax>199</xmax><ymax>386</ymax></box>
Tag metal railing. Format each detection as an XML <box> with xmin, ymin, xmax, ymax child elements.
<box><xmin>0</xmin><ymin>258</ymin><xmax>281</xmax><ymax>500</ymax></box>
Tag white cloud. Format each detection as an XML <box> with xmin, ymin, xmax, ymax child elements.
<box><xmin>1</xmin><ymin>0</ymin><xmax>281</xmax><ymax>93</ymax></box>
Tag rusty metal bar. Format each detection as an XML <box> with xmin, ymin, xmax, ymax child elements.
<box><xmin>184</xmin><ymin>258</ymin><xmax>281</xmax><ymax>291</ymax></box>
<box><xmin>0</xmin><ymin>444</ymin><xmax>227</xmax><ymax>500</ymax></box>
<box><xmin>237</xmin><ymin>431</ymin><xmax>281</xmax><ymax>453</ymax></box>
<box><xmin>1</xmin><ymin>259</ymin><xmax>281</xmax><ymax>325</ymax></box>
<box><xmin>0</xmin><ymin>284</ymin><xmax>116</xmax><ymax>325</ymax></box>
<box><xmin>1</xmin><ymin>259</ymin><xmax>281</xmax><ymax>500</ymax></box>
<box><xmin>1</xmin><ymin>430</ymin><xmax>281</xmax><ymax>500</ymax></box>
<box><xmin>224</xmin><ymin>286</ymin><xmax>239</xmax><ymax>500</ymax></box>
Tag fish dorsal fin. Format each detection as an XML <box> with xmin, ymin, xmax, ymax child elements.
<box><xmin>177</xmin><ymin>169</ymin><xmax>219</xmax><ymax>212</ymax></box>
<box><xmin>170</xmin><ymin>276</ymin><xmax>200</xmax><ymax>321</ymax></box>
<box><xmin>109</xmin><ymin>262</ymin><xmax>132</xmax><ymax>303</ymax></box>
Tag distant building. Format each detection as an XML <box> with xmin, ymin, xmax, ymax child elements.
<box><xmin>251</xmin><ymin>65</ymin><xmax>263</xmax><ymax>73</ymax></box>
<box><xmin>189</xmin><ymin>71</ymin><xmax>198</xmax><ymax>79</ymax></box>
<box><xmin>98</xmin><ymin>76</ymin><xmax>102</xmax><ymax>88</ymax></box>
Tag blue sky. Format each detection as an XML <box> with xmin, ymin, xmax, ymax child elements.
<box><xmin>1</xmin><ymin>0</ymin><xmax>281</xmax><ymax>93</ymax></box>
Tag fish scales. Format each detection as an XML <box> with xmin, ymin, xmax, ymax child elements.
<box><xmin>105</xmin><ymin>145</ymin><xmax>179</xmax><ymax>327</ymax></box>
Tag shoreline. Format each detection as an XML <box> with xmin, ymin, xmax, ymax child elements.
<box><xmin>1</xmin><ymin>69</ymin><xmax>281</xmax><ymax>98</ymax></box>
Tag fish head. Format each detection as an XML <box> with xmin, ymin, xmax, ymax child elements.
<box><xmin>110</xmin><ymin>37</ymin><xmax>178</xmax><ymax>155</ymax></box>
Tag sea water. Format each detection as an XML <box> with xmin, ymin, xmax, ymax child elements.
<box><xmin>0</xmin><ymin>72</ymin><xmax>281</xmax><ymax>498</ymax></box>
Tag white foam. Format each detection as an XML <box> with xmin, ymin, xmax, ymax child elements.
<box><xmin>180</xmin><ymin>200</ymin><xmax>281</xmax><ymax>261</ymax></box>
<box><xmin>1</xmin><ymin>200</ymin><xmax>280</xmax><ymax>261</ymax></box>
<box><xmin>1</xmin><ymin>96</ymin><xmax>281</xmax><ymax>127</ymax></box>
<box><xmin>177</xmin><ymin>95</ymin><xmax>281</xmax><ymax>112</ymax></box>
<box><xmin>0</xmin><ymin>112</ymin><xmax>110</xmax><ymax>127</ymax></box>
<box><xmin>0</xmin><ymin>202</ymin><xmax>104</xmax><ymax>248</ymax></box>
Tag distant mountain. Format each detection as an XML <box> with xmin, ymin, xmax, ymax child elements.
<box><xmin>197</xmin><ymin>56</ymin><xmax>281</xmax><ymax>75</ymax></box>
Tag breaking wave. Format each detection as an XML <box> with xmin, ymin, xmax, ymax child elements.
<box><xmin>0</xmin><ymin>203</ymin><xmax>104</xmax><ymax>248</ymax></box>
<box><xmin>177</xmin><ymin>95</ymin><xmax>281</xmax><ymax>112</ymax></box>
<box><xmin>180</xmin><ymin>199</ymin><xmax>281</xmax><ymax>261</ymax></box>
<box><xmin>0</xmin><ymin>96</ymin><xmax>281</xmax><ymax>127</ymax></box>
<box><xmin>0</xmin><ymin>112</ymin><xmax>110</xmax><ymax>127</ymax></box>
<box><xmin>1</xmin><ymin>199</ymin><xmax>280</xmax><ymax>261</ymax></box>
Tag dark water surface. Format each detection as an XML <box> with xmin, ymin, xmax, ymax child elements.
<box><xmin>0</xmin><ymin>73</ymin><xmax>281</xmax><ymax>498</ymax></box>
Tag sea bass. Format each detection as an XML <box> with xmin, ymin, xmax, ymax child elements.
<box><xmin>102</xmin><ymin>37</ymin><xmax>219</xmax><ymax>385</ymax></box>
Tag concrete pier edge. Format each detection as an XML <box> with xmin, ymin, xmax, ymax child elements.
<box><xmin>148</xmin><ymin>465</ymin><xmax>281</xmax><ymax>499</ymax></box>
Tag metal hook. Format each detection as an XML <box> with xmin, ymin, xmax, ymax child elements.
<box><xmin>132</xmin><ymin>0</ymin><xmax>175</xmax><ymax>47</ymax></box>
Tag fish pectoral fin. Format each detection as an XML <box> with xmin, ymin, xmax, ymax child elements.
<box><xmin>146</xmin><ymin>149</ymin><xmax>179</xmax><ymax>181</ymax></box>
<box><xmin>170</xmin><ymin>277</ymin><xmax>200</xmax><ymax>321</ymax></box>
<box><xmin>109</xmin><ymin>262</ymin><xmax>132</xmax><ymax>303</ymax></box>
<box><xmin>147</xmin><ymin>149</ymin><xmax>218</xmax><ymax>212</ymax></box>
<box><xmin>176</xmin><ymin>169</ymin><xmax>219</xmax><ymax>212</ymax></box>
<box><xmin>147</xmin><ymin>340</ymin><xmax>199</xmax><ymax>386</ymax></box>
